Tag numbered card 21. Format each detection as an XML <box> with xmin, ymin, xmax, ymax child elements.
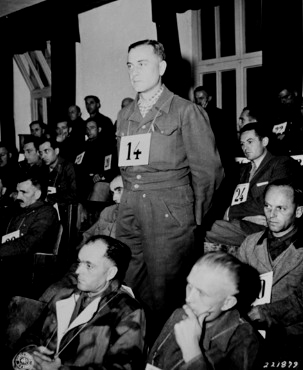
<box><xmin>119</xmin><ymin>133</ymin><xmax>151</xmax><ymax>167</ymax></box>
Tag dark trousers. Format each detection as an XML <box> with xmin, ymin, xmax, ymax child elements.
<box><xmin>116</xmin><ymin>185</ymin><xmax>196</xmax><ymax>339</ymax></box>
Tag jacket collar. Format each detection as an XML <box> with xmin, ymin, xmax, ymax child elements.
<box><xmin>257</xmin><ymin>226</ymin><xmax>303</xmax><ymax>250</ymax></box>
<box><xmin>203</xmin><ymin>309</ymin><xmax>244</xmax><ymax>352</ymax></box>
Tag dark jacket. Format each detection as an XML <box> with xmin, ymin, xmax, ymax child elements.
<box><xmin>20</xmin><ymin>281</ymin><xmax>146</xmax><ymax>369</ymax></box>
<box><xmin>0</xmin><ymin>200</ymin><xmax>59</xmax><ymax>297</ymax></box>
<box><xmin>46</xmin><ymin>156</ymin><xmax>78</xmax><ymax>206</ymax></box>
<box><xmin>148</xmin><ymin>307</ymin><xmax>262</xmax><ymax>370</ymax></box>
<box><xmin>229</xmin><ymin>151</ymin><xmax>301</xmax><ymax>221</ymax></box>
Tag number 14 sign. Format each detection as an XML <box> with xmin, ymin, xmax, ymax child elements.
<box><xmin>119</xmin><ymin>133</ymin><xmax>151</xmax><ymax>167</ymax></box>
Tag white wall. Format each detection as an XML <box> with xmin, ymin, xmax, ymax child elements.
<box><xmin>13</xmin><ymin>60</ymin><xmax>31</xmax><ymax>150</ymax></box>
<box><xmin>76</xmin><ymin>0</ymin><xmax>157</xmax><ymax>123</ymax></box>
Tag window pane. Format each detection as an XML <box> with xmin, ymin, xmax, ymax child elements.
<box><xmin>244</xmin><ymin>0</ymin><xmax>262</xmax><ymax>53</ymax></box>
<box><xmin>203</xmin><ymin>73</ymin><xmax>217</xmax><ymax>106</ymax></box>
<box><xmin>221</xmin><ymin>69</ymin><xmax>236</xmax><ymax>125</ymax></box>
<box><xmin>246</xmin><ymin>66</ymin><xmax>262</xmax><ymax>108</ymax></box>
<box><xmin>219</xmin><ymin>1</ymin><xmax>235</xmax><ymax>57</ymax></box>
<box><xmin>200</xmin><ymin>6</ymin><xmax>216</xmax><ymax>60</ymax></box>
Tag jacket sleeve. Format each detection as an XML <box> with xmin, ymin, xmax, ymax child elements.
<box><xmin>181</xmin><ymin>323</ymin><xmax>261</xmax><ymax>370</ymax></box>
<box><xmin>181</xmin><ymin>103</ymin><xmax>224</xmax><ymax>225</ymax></box>
<box><xmin>0</xmin><ymin>206</ymin><xmax>59</xmax><ymax>257</ymax></box>
<box><xmin>256</xmin><ymin>278</ymin><xmax>303</xmax><ymax>329</ymax></box>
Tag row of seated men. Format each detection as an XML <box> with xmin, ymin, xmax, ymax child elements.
<box><xmin>3</xmin><ymin>176</ymin><xmax>303</xmax><ymax>369</ymax></box>
<box><xmin>1</xmin><ymin>125</ymin><xmax>303</xmax><ymax>368</ymax></box>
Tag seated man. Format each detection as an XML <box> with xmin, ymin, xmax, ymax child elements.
<box><xmin>18</xmin><ymin>136</ymin><xmax>44</xmax><ymax>177</ymax></box>
<box><xmin>148</xmin><ymin>251</ymin><xmax>263</xmax><ymax>370</ymax></box>
<box><xmin>237</xmin><ymin>179</ymin><xmax>303</xmax><ymax>361</ymax></box>
<box><xmin>29</xmin><ymin>120</ymin><xmax>51</xmax><ymax>139</ymax></box>
<box><xmin>55</xmin><ymin>120</ymin><xmax>81</xmax><ymax>163</ymax></box>
<box><xmin>0</xmin><ymin>174</ymin><xmax>59</xmax><ymax>300</ymax></box>
<box><xmin>0</xmin><ymin>141</ymin><xmax>19</xmax><ymax>199</ymax></box>
<box><xmin>205</xmin><ymin>122</ymin><xmax>301</xmax><ymax>252</ymax></box>
<box><xmin>75</xmin><ymin>119</ymin><xmax>118</xmax><ymax>202</ymax></box>
<box><xmin>13</xmin><ymin>235</ymin><xmax>146</xmax><ymax>370</ymax></box>
<box><xmin>39</xmin><ymin>175</ymin><xmax>124</xmax><ymax>304</ymax></box>
<box><xmin>38</xmin><ymin>136</ymin><xmax>78</xmax><ymax>214</ymax></box>
<box><xmin>81</xmin><ymin>174</ymin><xmax>123</xmax><ymax>243</ymax></box>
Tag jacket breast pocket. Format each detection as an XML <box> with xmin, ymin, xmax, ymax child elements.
<box><xmin>150</xmin><ymin>121</ymin><xmax>182</xmax><ymax>165</ymax></box>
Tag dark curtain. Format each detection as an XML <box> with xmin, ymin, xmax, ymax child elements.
<box><xmin>0</xmin><ymin>28</ymin><xmax>15</xmax><ymax>149</ymax></box>
<box><xmin>151</xmin><ymin>0</ymin><xmax>222</xmax><ymax>99</ymax></box>
<box><xmin>261</xmin><ymin>0</ymin><xmax>303</xmax><ymax>117</ymax></box>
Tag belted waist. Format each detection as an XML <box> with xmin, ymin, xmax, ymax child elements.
<box><xmin>122</xmin><ymin>170</ymin><xmax>190</xmax><ymax>191</ymax></box>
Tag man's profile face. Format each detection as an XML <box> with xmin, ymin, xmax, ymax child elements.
<box><xmin>39</xmin><ymin>142</ymin><xmax>58</xmax><ymax>167</ymax></box>
<box><xmin>186</xmin><ymin>264</ymin><xmax>236</xmax><ymax>323</ymax></box>
<box><xmin>24</xmin><ymin>142</ymin><xmax>40</xmax><ymax>165</ymax></box>
<box><xmin>76</xmin><ymin>241</ymin><xmax>114</xmax><ymax>293</ymax></box>
<box><xmin>110</xmin><ymin>176</ymin><xmax>124</xmax><ymax>204</ymax></box>
<box><xmin>0</xmin><ymin>147</ymin><xmax>9</xmax><ymax>167</ymax></box>
<box><xmin>127</xmin><ymin>44</ymin><xmax>166</xmax><ymax>95</ymax></box>
<box><xmin>16</xmin><ymin>180</ymin><xmax>40</xmax><ymax>208</ymax></box>
<box><xmin>85</xmin><ymin>98</ymin><xmax>100</xmax><ymax>116</ymax></box>
<box><xmin>240</xmin><ymin>129</ymin><xmax>267</xmax><ymax>161</ymax></box>
<box><xmin>30</xmin><ymin>123</ymin><xmax>43</xmax><ymax>138</ymax></box>
<box><xmin>264</xmin><ymin>185</ymin><xmax>302</xmax><ymax>238</ymax></box>
<box><xmin>194</xmin><ymin>90</ymin><xmax>209</xmax><ymax>109</ymax></box>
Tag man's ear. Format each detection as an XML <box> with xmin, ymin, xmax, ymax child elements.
<box><xmin>262</xmin><ymin>137</ymin><xmax>269</xmax><ymax>147</ymax></box>
<box><xmin>296</xmin><ymin>205</ymin><xmax>303</xmax><ymax>219</ymax></box>
<box><xmin>159</xmin><ymin>60</ymin><xmax>167</xmax><ymax>76</ymax></box>
<box><xmin>98</xmin><ymin>127</ymin><xmax>102</xmax><ymax>133</ymax></box>
<box><xmin>55</xmin><ymin>148</ymin><xmax>60</xmax><ymax>156</ymax></box>
<box><xmin>34</xmin><ymin>188</ymin><xmax>42</xmax><ymax>201</ymax></box>
<box><xmin>208</xmin><ymin>96</ymin><xmax>213</xmax><ymax>103</ymax></box>
<box><xmin>106</xmin><ymin>265</ymin><xmax>118</xmax><ymax>281</ymax></box>
<box><xmin>222</xmin><ymin>295</ymin><xmax>237</xmax><ymax>311</ymax></box>
<box><xmin>68</xmin><ymin>127</ymin><xmax>72</xmax><ymax>134</ymax></box>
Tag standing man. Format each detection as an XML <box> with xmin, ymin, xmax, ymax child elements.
<box><xmin>116</xmin><ymin>39</ymin><xmax>224</xmax><ymax>334</ymax></box>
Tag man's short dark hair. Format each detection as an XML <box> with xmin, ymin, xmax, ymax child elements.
<box><xmin>128</xmin><ymin>39</ymin><xmax>166</xmax><ymax>61</ymax></box>
<box><xmin>17</xmin><ymin>173</ymin><xmax>47</xmax><ymax>200</ymax></box>
<box><xmin>86</xmin><ymin>118</ymin><xmax>101</xmax><ymax>129</ymax></box>
<box><xmin>38</xmin><ymin>136</ymin><xmax>59</xmax><ymax>150</ymax></box>
<box><xmin>23</xmin><ymin>136</ymin><xmax>40</xmax><ymax>150</ymax></box>
<box><xmin>84</xmin><ymin>95</ymin><xmax>100</xmax><ymax>104</ymax></box>
<box><xmin>239</xmin><ymin>122</ymin><xmax>269</xmax><ymax>140</ymax></box>
<box><xmin>197</xmin><ymin>251</ymin><xmax>261</xmax><ymax>315</ymax></box>
<box><xmin>85</xmin><ymin>235</ymin><xmax>131</xmax><ymax>283</ymax></box>
<box><xmin>193</xmin><ymin>85</ymin><xmax>213</xmax><ymax>98</ymax></box>
<box><xmin>29</xmin><ymin>120</ymin><xmax>45</xmax><ymax>129</ymax></box>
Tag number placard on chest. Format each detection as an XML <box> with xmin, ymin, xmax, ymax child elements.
<box><xmin>2</xmin><ymin>230</ymin><xmax>20</xmax><ymax>243</ymax></box>
<box><xmin>231</xmin><ymin>183</ymin><xmax>249</xmax><ymax>206</ymax></box>
<box><xmin>119</xmin><ymin>133</ymin><xmax>151</xmax><ymax>167</ymax></box>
